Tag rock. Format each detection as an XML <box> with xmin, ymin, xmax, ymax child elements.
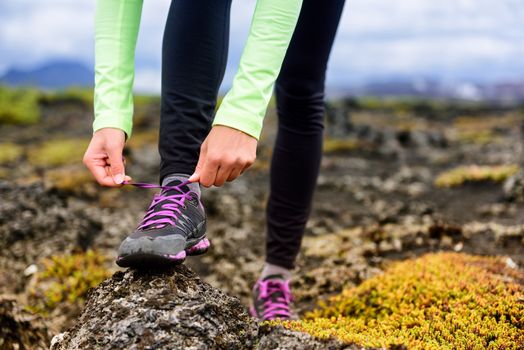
<box><xmin>51</xmin><ymin>264</ymin><xmax>358</xmax><ymax>350</ymax></box>
<box><xmin>257</xmin><ymin>325</ymin><xmax>360</xmax><ymax>350</ymax></box>
<box><xmin>0</xmin><ymin>297</ymin><xmax>50</xmax><ymax>350</ymax></box>
<box><xmin>0</xmin><ymin>181</ymin><xmax>102</xmax><ymax>294</ymax></box>
<box><xmin>51</xmin><ymin>265</ymin><xmax>258</xmax><ymax>350</ymax></box>
<box><xmin>504</xmin><ymin>170</ymin><xmax>524</xmax><ymax>202</ymax></box>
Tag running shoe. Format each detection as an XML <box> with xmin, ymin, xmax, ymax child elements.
<box><xmin>250</xmin><ymin>274</ymin><xmax>296</xmax><ymax>321</ymax></box>
<box><xmin>116</xmin><ymin>179</ymin><xmax>209</xmax><ymax>267</ymax></box>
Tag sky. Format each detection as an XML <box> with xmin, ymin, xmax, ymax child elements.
<box><xmin>0</xmin><ymin>0</ymin><xmax>523</xmax><ymax>92</ymax></box>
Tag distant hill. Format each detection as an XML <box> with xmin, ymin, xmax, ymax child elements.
<box><xmin>0</xmin><ymin>61</ymin><xmax>93</xmax><ymax>89</ymax></box>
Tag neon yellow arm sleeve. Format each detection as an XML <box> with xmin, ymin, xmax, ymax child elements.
<box><xmin>93</xmin><ymin>0</ymin><xmax>143</xmax><ymax>138</ymax></box>
<box><xmin>213</xmin><ymin>0</ymin><xmax>303</xmax><ymax>140</ymax></box>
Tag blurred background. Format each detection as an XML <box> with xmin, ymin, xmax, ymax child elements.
<box><xmin>1</xmin><ymin>0</ymin><xmax>523</xmax><ymax>347</ymax></box>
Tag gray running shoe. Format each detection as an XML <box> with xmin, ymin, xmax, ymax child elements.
<box><xmin>116</xmin><ymin>180</ymin><xmax>209</xmax><ymax>267</ymax></box>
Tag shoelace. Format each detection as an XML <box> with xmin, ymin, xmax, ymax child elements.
<box><xmin>124</xmin><ymin>181</ymin><xmax>194</xmax><ymax>230</ymax></box>
<box><xmin>256</xmin><ymin>279</ymin><xmax>293</xmax><ymax>320</ymax></box>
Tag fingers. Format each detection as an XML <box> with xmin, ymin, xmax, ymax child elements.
<box><xmin>199</xmin><ymin>153</ymin><xmax>220</xmax><ymax>187</ymax></box>
<box><xmin>227</xmin><ymin>167</ymin><xmax>242</xmax><ymax>182</ymax></box>
<box><xmin>107</xmin><ymin>145</ymin><xmax>125</xmax><ymax>185</ymax></box>
<box><xmin>189</xmin><ymin>140</ymin><xmax>207</xmax><ymax>183</ymax></box>
<box><xmin>84</xmin><ymin>156</ymin><xmax>118</xmax><ymax>187</ymax></box>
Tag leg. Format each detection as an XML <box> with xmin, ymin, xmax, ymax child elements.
<box><xmin>159</xmin><ymin>0</ymin><xmax>232</xmax><ymax>181</ymax></box>
<box><xmin>266</xmin><ymin>0</ymin><xmax>346</xmax><ymax>269</ymax></box>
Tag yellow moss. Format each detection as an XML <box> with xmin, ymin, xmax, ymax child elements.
<box><xmin>27</xmin><ymin>139</ymin><xmax>89</xmax><ymax>167</ymax></box>
<box><xmin>323</xmin><ymin>138</ymin><xmax>362</xmax><ymax>154</ymax></box>
<box><xmin>28</xmin><ymin>250</ymin><xmax>112</xmax><ymax>314</ymax></box>
<box><xmin>45</xmin><ymin>166</ymin><xmax>95</xmax><ymax>195</ymax></box>
<box><xmin>276</xmin><ymin>253</ymin><xmax>524</xmax><ymax>350</ymax></box>
<box><xmin>0</xmin><ymin>143</ymin><xmax>24</xmax><ymax>164</ymax></box>
<box><xmin>127</xmin><ymin>130</ymin><xmax>158</xmax><ymax>149</ymax></box>
<box><xmin>435</xmin><ymin>165</ymin><xmax>519</xmax><ymax>188</ymax></box>
<box><xmin>455</xmin><ymin>129</ymin><xmax>498</xmax><ymax>145</ymax></box>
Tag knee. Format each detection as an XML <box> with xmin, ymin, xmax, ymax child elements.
<box><xmin>275</xmin><ymin>78</ymin><xmax>325</xmax><ymax>133</ymax></box>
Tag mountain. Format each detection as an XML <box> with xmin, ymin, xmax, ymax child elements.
<box><xmin>0</xmin><ymin>60</ymin><xmax>93</xmax><ymax>89</ymax></box>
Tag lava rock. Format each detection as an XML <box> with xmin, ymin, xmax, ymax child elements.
<box><xmin>51</xmin><ymin>265</ymin><xmax>258</xmax><ymax>350</ymax></box>
<box><xmin>0</xmin><ymin>297</ymin><xmax>50</xmax><ymax>350</ymax></box>
<box><xmin>504</xmin><ymin>171</ymin><xmax>524</xmax><ymax>202</ymax></box>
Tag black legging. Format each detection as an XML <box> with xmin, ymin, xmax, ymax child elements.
<box><xmin>160</xmin><ymin>0</ymin><xmax>346</xmax><ymax>269</ymax></box>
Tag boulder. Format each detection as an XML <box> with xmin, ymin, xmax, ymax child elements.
<box><xmin>50</xmin><ymin>265</ymin><xmax>357</xmax><ymax>350</ymax></box>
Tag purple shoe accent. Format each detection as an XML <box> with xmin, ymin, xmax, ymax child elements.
<box><xmin>124</xmin><ymin>181</ymin><xmax>195</xmax><ymax>230</ymax></box>
<box><xmin>252</xmin><ymin>278</ymin><xmax>294</xmax><ymax>321</ymax></box>
<box><xmin>165</xmin><ymin>250</ymin><xmax>186</xmax><ymax>261</ymax></box>
<box><xmin>186</xmin><ymin>238</ymin><xmax>210</xmax><ymax>255</ymax></box>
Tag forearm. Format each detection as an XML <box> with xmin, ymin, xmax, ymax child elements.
<box><xmin>93</xmin><ymin>0</ymin><xmax>143</xmax><ymax>138</ymax></box>
<box><xmin>213</xmin><ymin>0</ymin><xmax>303</xmax><ymax>140</ymax></box>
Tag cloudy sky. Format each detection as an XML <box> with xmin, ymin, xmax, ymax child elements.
<box><xmin>1</xmin><ymin>0</ymin><xmax>523</xmax><ymax>92</ymax></box>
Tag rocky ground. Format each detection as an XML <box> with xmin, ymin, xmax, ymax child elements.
<box><xmin>0</xmin><ymin>97</ymin><xmax>523</xmax><ymax>349</ymax></box>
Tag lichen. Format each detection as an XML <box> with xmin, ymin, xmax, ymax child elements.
<box><xmin>435</xmin><ymin>164</ymin><xmax>519</xmax><ymax>188</ymax></box>
<box><xmin>275</xmin><ymin>253</ymin><xmax>524</xmax><ymax>350</ymax></box>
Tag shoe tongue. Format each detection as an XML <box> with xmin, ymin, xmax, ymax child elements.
<box><xmin>262</xmin><ymin>274</ymin><xmax>286</xmax><ymax>282</ymax></box>
<box><xmin>164</xmin><ymin>179</ymin><xmax>191</xmax><ymax>194</ymax></box>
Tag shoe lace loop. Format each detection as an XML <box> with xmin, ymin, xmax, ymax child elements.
<box><xmin>125</xmin><ymin>181</ymin><xmax>194</xmax><ymax>230</ymax></box>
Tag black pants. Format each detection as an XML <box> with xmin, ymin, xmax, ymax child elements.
<box><xmin>160</xmin><ymin>0</ymin><xmax>345</xmax><ymax>269</ymax></box>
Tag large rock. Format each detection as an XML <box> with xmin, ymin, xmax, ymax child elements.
<box><xmin>50</xmin><ymin>265</ymin><xmax>257</xmax><ymax>349</ymax></box>
<box><xmin>50</xmin><ymin>265</ymin><xmax>356</xmax><ymax>350</ymax></box>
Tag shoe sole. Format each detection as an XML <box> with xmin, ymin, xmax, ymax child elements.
<box><xmin>116</xmin><ymin>237</ymin><xmax>210</xmax><ymax>268</ymax></box>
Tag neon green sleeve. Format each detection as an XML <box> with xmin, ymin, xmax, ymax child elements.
<box><xmin>213</xmin><ymin>0</ymin><xmax>303</xmax><ymax>140</ymax></box>
<box><xmin>93</xmin><ymin>0</ymin><xmax>143</xmax><ymax>138</ymax></box>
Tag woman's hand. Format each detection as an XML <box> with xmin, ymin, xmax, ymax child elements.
<box><xmin>83</xmin><ymin>128</ymin><xmax>131</xmax><ymax>187</ymax></box>
<box><xmin>189</xmin><ymin>125</ymin><xmax>257</xmax><ymax>187</ymax></box>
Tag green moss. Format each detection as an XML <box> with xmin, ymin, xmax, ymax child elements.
<box><xmin>435</xmin><ymin>164</ymin><xmax>519</xmax><ymax>188</ymax></box>
<box><xmin>40</xmin><ymin>88</ymin><xmax>94</xmax><ymax>106</ymax></box>
<box><xmin>0</xmin><ymin>86</ymin><xmax>40</xmax><ymax>124</ymax></box>
<box><xmin>0</xmin><ymin>143</ymin><xmax>24</xmax><ymax>164</ymax></box>
<box><xmin>127</xmin><ymin>130</ymin><xmax>158</xmax><ymax>149</ymax></box>
<box><xmin>28</xmin><ymin>250</ymin><xmax>111</xmax><ymax>314</ymax></box>
<box><xmin>27</xmin><ymin>138</ymin><xmax>89</xmax><ymax>167</ymax></box>
<box><xmin>45</xmin><ymin>166</ymin><xmax>95</xmax><ymax>195</ymax></box>
<box><xmin>323</xmin><ymin>138</ymin><xmax>362</xmax><ymax>154</ymax></box>
<box><xmin>276</xmin><ymin>253</ymin><xmax>524</xmax><ymax>350</ymax></box>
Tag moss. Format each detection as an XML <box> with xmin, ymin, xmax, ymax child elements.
<box><xmin>435</xmin><ymin>164</ymin><xmax>519</xmax><ymax>188</ymax></box>
<box><xmin>455</xmin><ymin>129</ymin><xmax>498</xmax><ymax>145</ymax></box>
<box><xmin>28</xmin><ymin>250</ymin><xmax>112</xmax><ymax>314</ymax></box>
<box><xmin>0</xmin><ymin>143</ymin><xmax>24</xmax><ymax>164</ymax></box>
<box><xmin>127</xmin><ymin>130</ymin><xmax>158</xmax><ymax>149</ymax></box>
<box><xmin>0</xmin><ymin>86</ymin><xmax>40</xmax><ymax>124</ymax></box>
<box><xmin>276</xmin><ymin>253</ymin><xmax>524</xmax><ymax>350</ymax></box>
<box><xmin>323</xmin><ymin>138</ymin><xmax>362</xmax><ymax>154</ymax></box>
<box><xmin>27</xmin><ymin>138</ymin><xmax>89</xmax><ymax>167</ymax></box>
<box><xmin>40</xmin><ymin>88</ymin><xmax>94</xmax><ymax>106</ymax></box>
<box><xmin>45</xmin><ymin>166</ymin><xmax>95</xmax><ymax>195</ymax></box>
